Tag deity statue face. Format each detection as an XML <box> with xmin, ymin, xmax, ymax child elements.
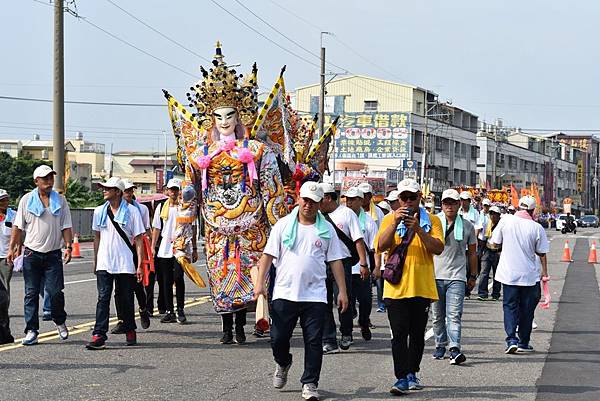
<box><xmin>213</xmin><ymin>107</ymin><xmax>238</xmax><ymax>138</ymax></box>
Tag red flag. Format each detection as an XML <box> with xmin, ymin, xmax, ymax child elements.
<box><xmin>510</xmin><ymin>183</ymin><xmax>519</xmax><ymax>208</ymax></box>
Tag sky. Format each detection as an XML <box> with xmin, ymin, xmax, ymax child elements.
<box><xmin>2</xmin><ymin>0</ymin><xmax>600</xmax><ymax>153</ymax></box>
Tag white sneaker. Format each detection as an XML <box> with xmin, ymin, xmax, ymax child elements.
<box><xmin>532</xmin><ymin>320</ymin><xmax>538</xmax><ymax>330</ymax></box>
<box><xmin>22</xmin><ymin>330</ymin><xmax>38</xmax><ymax>346</ymax></box>
<box><xmin>302</xmin><ymin>383</ymin><xmax>320</xmax><ymax>401</ymax></box>
<box><xmin>273</xmin><ymin>362</ymin><xmax>292</xmax><ymax>389</ymax></box>
<box><xmin>56</xmin><ymin>323</ymin><xmax>69</xmax><ymax>340</ymax></box>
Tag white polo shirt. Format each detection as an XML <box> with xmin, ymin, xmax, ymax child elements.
<box><xmin>264</xmin><ymin>213</ymin><xmax>346</xmax><ymax>303</ymax></box>
<box><xmin>327</xmin><ymin>205</ymin><xmax>363</xmax><ymax>258</ymax></box>
<box><xmin>134</xmin><ymin>202</ymin><xmax>151</xmax><ymax>230</ymax></box>
<box><xmin>152</xmin><ymin>202</ymin><xmax>178</xmax><ymax>259</ymax></box>
<box><xmin>351</xmin><ymin>212</ymin><xmax>378</xmax><ymax>274</ymax></box>
<box><xmin>491</xmin><ymin>214</ymin><xmax>549</xmax><ymax>286</ymax></box>
<box><xmin>14</xmin><ymin>192</ymin><xmax>72</xmax><ymax>253</ymax></box>
<box><xmin>92</xmin><ymin>203</ymin><xmax>145</xmax><ymax>274</ymax></box>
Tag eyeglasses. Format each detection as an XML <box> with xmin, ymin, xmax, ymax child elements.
<box><xmin>101</xmin><ymin>187</ymin><xmax>115</xmax><ymax>192</ymax></box>
<box><xmin>442</xmin><ymin>200</ymin><xmax>459</xmax><ymax>206</ymax></box>
<box><xmin>399</xmin><ymin>194</ymin><xmax>417</xmax><ymax>201</ymax></box>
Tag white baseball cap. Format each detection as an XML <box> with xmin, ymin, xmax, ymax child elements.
<box><xmin>357</xmin><ymin>182</ymin><xmax>373</xmax><ymax>194</ymax></box>
<box><xmin>300</xmin><ymin>181</ymin><xmax>324</xmax><ymax>202</ymax></box>
<box><xmin>507</xmin><ymin>205</ymin><xmax>516</xmax><ymax>211</ymax></box>
<box><xmin>121</xmin><ymin>179</ymin><xmax>136</xmax><ymax>190</ymax></box>
<box><xmin>377</xmin><ymin>200</ymin><xmax>391</xmax><ymax>212</ymax></box>
<box><xmin>0</xmin><ymin>189</ymin><xmax>8</xmax><ymax>200</ymax></box>
<box><xmin>424</xmin><ymin>201</ymin><xmax>434</xmax><ymax>209</ymax></box>
<box><xmin>459</xmin><ymin>191</ymin><xmax>472</xmax><ymax>200</ymax></box>
<box><xmin>482</xmin><ymin>198</ymin><xmax>492</xmax><ymax>206</ymax></box>
<box><xmin>385</xmin><ymin>190</ymin><xmax>400</xmax><ymax>201</ymax></box>
<box><xmin>442</xmin><ymin>189</ymin><xmax>460</xmax><ymax>201</ymax></box>
<box><xmin>99</xmin><ymin>177</ymin><xmax>125</xmax><ymax>191</ymax></box>
<box><xmin>489</xmin><ymin>206</ymin><xmax>502</xmax><ymax>214</ymax></box>
<box><xmin>33</xmin><ymin>165</ymin><xmax>56</xmax><ymax>179</ymax></box>
<box><xmin>519</xmin><ymin>195</ymin><xmax>536</xmax><ymax>210</ymax></box>
<box><xmin>397</xmin><ymin>179</ymin><xmax>420</xmax><ymax>193</ymax></box>
<box><xmin>344</xmin><ymin>187</ymin><xmax>364</xmax><ymax>199</ymax></box>
<box><xmin>166</xmin><ymin>178</ymin><xmax>181</xmax><ymax>189</ymax></box>
<box><xmin>319</xmin><ymin>182</ymin><xmax>335</xmax><ymax>194</ymax></box>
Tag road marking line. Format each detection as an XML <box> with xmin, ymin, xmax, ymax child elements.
<box><xmin>65</xmin><ymin>278</ymin><xmax>96</xmax><ymax>285</ymax></box>
<box><xmin>0</xmin><ymin>295</ymin><xmax>211</xmax><ymax>352</ymax></box>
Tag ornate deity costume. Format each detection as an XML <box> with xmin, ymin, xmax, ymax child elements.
<box><xmin>163</xmin><ymin>44</ymin><xmax>338</xmax><ymax>337</ymax></box>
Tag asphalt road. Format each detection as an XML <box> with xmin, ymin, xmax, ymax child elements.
<box><xmin>1</xmin><ymin>228</ymin><xmax>599</xmax><ymax>401</ymax></box>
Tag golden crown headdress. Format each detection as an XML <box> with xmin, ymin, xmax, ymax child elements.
<box><xmin>186</xmin><ymin>42</ymin><xmax>258</xmax><ymax>130</ymax></box>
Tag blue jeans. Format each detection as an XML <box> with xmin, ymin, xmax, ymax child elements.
<box><xmin>502</xmin><ymin>283</ymin><xmax>541</xmax><ymax>346</ymax></box>
<box><xmin>23</xmin><ymin>248</ymin><xmax>67</xmax><ymax>332</ymax></box>
<box><xmin>271</xmin><ymin>299</ymin><xmax>327</xmax><ymax>386</ymax></box>
<box><xmin>432</xmin><ymin>280</ymin><xmax>465</xmax><ymax>350</ymax></box>
<box><xmin>322</xmin><ymin>261</ymin><xmax>353</xmax><ymax>345</ymax></box>
<box><xmin>93</xmin><ymin>271</ymin><xmax>137</xmax><ymax>339</ymax></box>
<box><xmin>376</xmin><ymin>276</ymin><xmax>385</xmax><ymax>309</ymax></box>
<box><xmin>478</xmin><ymin>249</ymin><xmax>501</xmax><ymax>298</ymax></box>
<box><xmin>39</xmin><ymin>275</ymin><xmax>52</xmax><ymax>314</ymax></box>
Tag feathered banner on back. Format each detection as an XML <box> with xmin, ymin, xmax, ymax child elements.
<box><xmin>163</xmin><ymin>89</ymin><xmax>205</xmax><ymax>184</ymax></box>
<box><xmin>306</xmin><ymin>115</ymin><xmax>340</xmax><ymax>175</ymax></box>
<box><xmin>250</xmin><ymin>66</ymin><xmax>296</xmax><ymax>172</ymax></box>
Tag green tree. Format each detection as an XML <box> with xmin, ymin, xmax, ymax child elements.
<box><xmin>64</xmin><ymin>178</ymin><xmax>103</xmax><ymax>208</ymax></box>
<box><xmin>0</xmin><ymin>152</ymin><xmax>51</xmax><ymax>203</ymax></box>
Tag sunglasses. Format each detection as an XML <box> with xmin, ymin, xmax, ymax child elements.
<box><xmin>399</xmin><ymin>194</ymin><xmax>417</xmax><ymax>201</ymax></box>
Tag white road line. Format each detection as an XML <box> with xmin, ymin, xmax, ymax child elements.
<box><xmin>65</xmin><ymin>278</ymin><xmax>96</xmax><ymax>285</ymax></box>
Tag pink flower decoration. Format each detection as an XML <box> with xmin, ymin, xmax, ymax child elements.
<box><xmin>221</xmin><ymin>139</ymin><xmax>236</xmax><ymax>152</ymax></box>
<box><xmin>196</xmin><ymin>155</ymin><xmax>211</xmax><ymax>169</ymax></box>
<box><xmin>237</xmin><ymin>148</ymin><xmax>254</xmax><ymax>164</ymax></box>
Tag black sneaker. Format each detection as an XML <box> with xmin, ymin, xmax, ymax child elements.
<box><xmin>86</xmin><ymin>335</ymin><xmax>106</xmax><ymax>350</ymax></box>
<box><xmin>42</xmin><ymin>312</ymin><xmax>52</xmax><ymax>321</ymax></box>
<box><xmin>111</xmin><ymin>322</ymin><xmax>126</xmax><ymax>334</ymax></box>
<box><xmin>158</xmin><ymin>309</ymin><xmax>166</xmax><ymax>315</ymax></box>
<box><xmin>235</xmin><ymin>327</ymin><xmax>246</xmax><ymax>344</ymax></box>
<box><xmin>339</xmin><ymin>335</ymin><xmax>353</xmax><ymax>350</ymax></box>
<box><xmin>449</xmin><ymin>347</ymin><xmax>466</xmax><ymax>365</ymax></box>
<box><xmin>139</xmin><ymin>309</ymin><xmax>151</xmax><ymax>330</ymax></box>
<box><xmin>360</xmin><ymin>326</ymin><xmax>372</xmax><ymax>341</ymax></box>
<box><xmin>176</xmin><ymin>309</ymin><xmax>187</xmax><ymax>324</ymax></box>
<box><xmin>160</xmin><ymin>312</ymin><xmax>177</xmax><ymax>323</ymax></box>
<box><xmin>221</xmin><ymin>330</ymin><xmax>234</xmax><ymax>344</ymax></box>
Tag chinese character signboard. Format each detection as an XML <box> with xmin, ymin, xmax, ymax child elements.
<box><xmin>341</xmin><ymin>176</ymin><xmax>386</xmax><ymax>196</ymax></box>
<box><xmin>577</xmin><ymin>159</ymin><xmax>584</xmax><ymax>192</ymax></box>
<box><xmin>156</xmin><ymin>169</ymin><xmax>164</xmax><ymax>191</ymax></box>
<box><xmin>333</xmin><ymin>112</ymin><xmax>411</xmax><ymax>160</ymax></box>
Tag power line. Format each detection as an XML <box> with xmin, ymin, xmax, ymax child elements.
<box><xmin>267</xmin><ymin>0</ymin><xmax>323</xmax><ymax>31</ymax></box>
<box><xmin>80</xmin><ymin>17</ymin><xmax>199</xmax><ymax>79</ymax></box>
<box><xmin>104</xmin><ymin>0</ymin><xmax>211</xmax><ymax>63</ymax></box>
<box><xmin>0</xmin><ymin>95</ymin><xmax>165</xmax><ymax>107</ymax></box>
<box><xmin>208</xmin><ymin>0</ymin><xmax>321</xmax><ymax>69</ymax></box>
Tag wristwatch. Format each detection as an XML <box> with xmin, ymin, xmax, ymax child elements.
<box><xmin>469</xmin><ymin>274</ymin><xmax>477</xmax><ymax>280</ymax></box>
<box><xmin>66</xmin><ymin>245</ymin><xmax>72</xmax><ymax>250</ymax></box>
<box><xmin>360</xmin><ymin>263</ymin><xmax>368</xmax><ymax>268</ymax></box>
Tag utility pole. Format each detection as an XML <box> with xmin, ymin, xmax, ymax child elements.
<box><xmin>319</xmin><ymin>32</ymin><xmax>333</xmax><ymax>185</ymax></box>
<box><xmin>53</xmin><ymin>0</ymin><xmax>65</xmax><ymax>192</ymax></box>
<box><xmin>419</xmin><ymin>91</ymin><xmax>429</xmax><ymax>186</ymax></box>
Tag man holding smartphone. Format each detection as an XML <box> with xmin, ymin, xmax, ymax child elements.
<box><xmin>375</xmin><ymin>178</ymin><xmax>444</xmax><ymax>395</ymax></box>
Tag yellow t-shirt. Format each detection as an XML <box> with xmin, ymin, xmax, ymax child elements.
<box><xmin>374</xmin><ymin>212</ymin><xmax>443</xmax><ymax>301</ymax></box>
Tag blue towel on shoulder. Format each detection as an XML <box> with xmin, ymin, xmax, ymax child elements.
<box><xmin>94</xmin><ymin>200</ymin><xmax>130</xmax><ymax>228</ymax></box>
<box><xmin>396</xmin><ymin>207</ymin><xmax>432</xmax><ymax>238</ymax></box>
<box><xmin>26</xmin><ymin>188</ymin><xmax>61</xmax><ymax>217</ymax></box>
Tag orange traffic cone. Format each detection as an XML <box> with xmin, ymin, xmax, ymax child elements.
<box><xmin>71</xmin><ymin>234</ymin><xmax>82</xmax><ymax>258</ymax></box>
<box><xmin>588</xmin><ymin>240</ymin><xmax>598</xmax><ymax>264</ymax></box>
<box><xmin>561</xmin><ymin>240</ymin><xmax>572</xmax><ymax>262</ymax></box>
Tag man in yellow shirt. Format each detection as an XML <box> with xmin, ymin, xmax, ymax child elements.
<box><xmin>375</xmin><ymin>178</ymin><xmax>444</xmax><ymax>395</ymax></box>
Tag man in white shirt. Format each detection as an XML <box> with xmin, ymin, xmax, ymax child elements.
<box><xmin>344</xmin><ymin>187</ymin><xmax>379</xmax><ymax>342</ymax></box>
<box><xmin>490</xmin><ymin>195</ymin><xmax>549</xmax><ymax>354</ymax></box>
<box><xmin>152</xmin><ymin>179</ymin><xmax>195</xmax><ymax>324</ymax></box>
<box><xmin>319</xmin><ymin>182</ymin><xmax>368</xmax><ymax>353</ymax></box>
<box><xmin>110</xmin><ymin>179</ymin><xmax>153</xmax><ymax>334</ymax></box>
<box><xmin>358</xmin><ymin>182</ymin><xmax>385</xmax><ymax>228</ymax></box>
<box><xmin>8</xmin><ymin>165</ymin><xmax>73</xmax><ymax>346</ymax></box>
<box><xmin>0</xmin><ymin>189</ymin><xmax>15</xmax><ymax>344</ymax></box>
<box><xmin>86</xmin><ymin>177</ymin><xmax>145</xmax><ymax>350</ymax></box>
<box><xmin>254</xmin><ymin>181</ymin><xmax>348</xmax><ymax>401</ymax></box>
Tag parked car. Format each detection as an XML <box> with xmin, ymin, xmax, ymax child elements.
<box><xmin>577</xmin><ymin>215</ymin><xmax>599</xmax><ymax>228</ymax></box>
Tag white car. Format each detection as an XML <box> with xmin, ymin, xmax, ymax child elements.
<box><xmin>555</xmin><ymin>214</ymin><xmax>577</xmax><ymax>232</ymax></box>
